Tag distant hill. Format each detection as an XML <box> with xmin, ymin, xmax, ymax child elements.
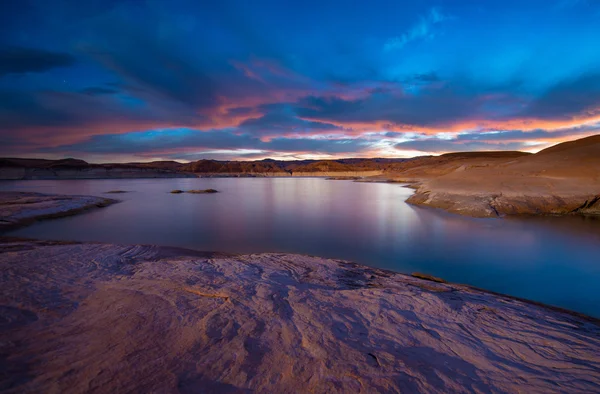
<box><xmin>382</xmin><ymin>134</ymin><xmax>600</xmax><ymax>217</ymax></box>
<box><xmin>2</xmin><ymin>135</ymin><xmax>597</xmax><ymax>181</ymax></box>
<box><xmin>0</xmin><ymin>157</ymin><xmax>410</xmax><ymax>179</ymax></box>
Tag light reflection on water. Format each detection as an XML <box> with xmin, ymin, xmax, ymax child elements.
<box><xmin>1</xmin><ymin>178</ymin><xmax>599</xmax><ymax>317</ymax></box>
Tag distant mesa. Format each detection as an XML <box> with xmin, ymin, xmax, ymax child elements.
<box><xmin>170</xmin><ymin>190</ymin><xmax>184</xmax><ymax>194</ymax></box>
<box><xmin>0</xmin><ymin>156</ymin><xmax>408</xmax><ymax>180</ymax></box>
<box><xmin>104</xmin><ymin>190</ymin><xmax>129</xmax><ymax>194</ymax></box>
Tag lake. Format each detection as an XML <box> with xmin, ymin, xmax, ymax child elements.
<box><xmin>1</xmin><ymin>177</ymin><xmax>599</xmax><ymax>317</ymax></box>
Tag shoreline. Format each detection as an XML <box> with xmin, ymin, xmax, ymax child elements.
<box><xmin>357</xmin><ymin>175</ymin><xmax>600</xmax><ymax>218</ymax></box>
<box><xmin>400</xmin><ymin>179</ymin><xmax>600</xmax><ymax>218</ymax></box>
<box><xmin>2</xmin><ymin>135</ymin><xmax>598</xmax><ymax>220</ymax></box>
<box><xmin>1</xmin><ymin>190</ymin><xmax>598</xmax><ymax>320</ymax></box>
<box><xmin>4</xmin><ymin>171</ymin><xmax>599</xmax><ymax>219</ymax></box>
<box><xmin>1</xmin><ymin>234</ymin><xmax>598</xmax><ymax>322</ymax></box>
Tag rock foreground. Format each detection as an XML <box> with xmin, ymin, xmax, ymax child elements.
<box><xmin>1</xmin><ymin>240</ymin><xmax>599</xmax><ymax>393</ymax></box>
<box><xmin>0</xmin><ymin>192</ymin><xmax>116</xmax><ymax>231</ymax></box>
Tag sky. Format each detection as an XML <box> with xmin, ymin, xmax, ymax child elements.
<box><xmin>1</xmin><ymin>0</ymin><xmax>600</xmax><ymax>162</ymax></box>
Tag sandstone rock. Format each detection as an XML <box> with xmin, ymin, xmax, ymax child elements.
<box><xmin>1</xmin><ymin>240</ymin><xmax>598</xmax><ymax>393</ymax></box>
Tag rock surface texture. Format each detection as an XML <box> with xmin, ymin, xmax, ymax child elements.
<box><xmin>1</xmin><ymin>240</ymin><xmax>599</xmax><ymax>393</ymax></box>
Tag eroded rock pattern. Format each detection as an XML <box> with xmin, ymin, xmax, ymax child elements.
<box><xmin>1</xmin><ymin>240</ymin><xmax>599</xmax><ymax>393</ymax></box>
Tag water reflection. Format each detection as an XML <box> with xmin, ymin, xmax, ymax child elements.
<box><xmin>1</xmin><ymin>178</ymin><xmax>599</xmax><ymax>317</ymax></box>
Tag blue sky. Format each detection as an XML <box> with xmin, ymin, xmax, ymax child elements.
<box><xmin>1</xmin><ymin>0</ymin><xmax>599</xmax><ymax>161</ymax></box>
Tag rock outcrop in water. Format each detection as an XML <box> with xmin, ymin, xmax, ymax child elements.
<box><xmin>1</xmin><ymin>239</ymin><xmax>598</xmax><ymax>393</ymax></box>
<box><xmin>187</xmin><ymin>189</ymin><xmax>219</xmax><ymax>194</ymax></box>
<box><xmin>0</xmin><ymin>192</ymin><xmax>117</xmax><ymax>231</ymax></box>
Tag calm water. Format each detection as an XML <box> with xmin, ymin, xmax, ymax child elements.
<box><xmin>2</xmin><ymin>178</ymin><xmax>600</xmax><ymax>317</ymax></box>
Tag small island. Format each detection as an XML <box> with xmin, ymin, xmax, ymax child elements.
<box><xmin>170</xmin><ymin>189</ymin><xmax>219</xmax><ymax>194</ymax></box>
<box><xmin>187</xmin><ymin>189</ymin><xmax>219</xmax><ymax>194</ymax></box>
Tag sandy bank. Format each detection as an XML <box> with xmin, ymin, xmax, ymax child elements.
<box><xmin>378</xmin><ymin>135</ymin><xmax>600</xmax><ymax>217</ymax></box>
<box><xmin>1</xmin><ymin>239</ymin><xmax>598</xmax><ymax>393</ymax></box>
<box><xmin>0</xmin><ymin>192</ymin><xmax>118</xmax><ymax>231</ymax></box>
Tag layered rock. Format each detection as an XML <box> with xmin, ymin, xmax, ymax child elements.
<box><xmin>1</xmin><ymin>240</ymin><xmax>598</xmax><ymax>393</ymax></box>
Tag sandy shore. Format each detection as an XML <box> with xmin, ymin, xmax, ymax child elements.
<box><xmin>375</xmin><ymin>135</ymin><xmax>600</xmax><ymax>218</ymax></box>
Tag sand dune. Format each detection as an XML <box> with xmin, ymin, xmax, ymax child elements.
<box><xmin>383</xmin><ymin>135</ymin><xmax>600</xmax><ymax>217</ymax></box>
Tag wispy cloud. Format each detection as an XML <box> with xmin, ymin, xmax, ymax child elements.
<box><xmin>384</xmin><ymin>8</ymin><xmax>450</xmax><ymax>52</ymax></box>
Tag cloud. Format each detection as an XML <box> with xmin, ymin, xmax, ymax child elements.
<box><xmin>453</xmin><ymin>125</ymin><xmax>600</xmax><ymax>142</ymax></box>
<box><xmin>384</xmin><ymin>8</ymin><xmax>450</xmax><ymax>51</ymax></box>
<box><xmin>519</xmin><ymin>72</ymin><xmax>600</xmax><ymax>120</ymax></box>
<box><xmin>0</xmin><ymin>88</ymin><xmax>209</xmax><ymax>147</ymax></box>
<box><xmin>393</xmin><ymin>124</ymin><xmax>600</xmax><ymax>153</ymax></box>
<box><xmin>237</xmin><ymin>104</ymin><xmax>343</xmax><ymax>136</ymax></box>
<box><xmin>40</xmin><ymin>128</ymin><xmax>372</xmax><ymax>157</ymax></box>
<box><xmin>294</xmin><ymin>83</ymin><xmax>479</xmax><ymax>129</ymax></box>
<box><xmin>395</xmin><ymin>138</ymin><xmax>530</xmax><ymax>153</ymax></box>
<box><xmin>0</xmin><ymin>46</ymin><xmax>76</xmax><ymax>76</ymax></box>
<box><xmin>1</xmin><ymin>2</ymin><xmax>599</xmax><ymax>160</ymax></box>
<box><xmin>84</xmin><ymin>42</ymin><xmax>220</xmax><ymax>109</ymax></box>
<box><xmin>0</xmin><ymin>89</ymin><xmax>71</xmax><ymax>129</ymax></box>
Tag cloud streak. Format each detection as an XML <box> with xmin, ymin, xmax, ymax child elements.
<box><xmin>384</xmin><ymin>8</ymin><xmax>450</xmax><ymax>51</ymax></box>
<box><xmin>0</xmin><ymin>46</ymin><xmax>76</xmax><ymax>76</ymax></box>
<box><xmin>39</xmin><ymin>128</ymin><xmax>373</xmax><ymax>159</ymax></box>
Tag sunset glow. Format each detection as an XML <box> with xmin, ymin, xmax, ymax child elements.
<box><xmin>2</xmin><ymin>0</ymin><xmax>599</xmax><ymax>161</ymax></box>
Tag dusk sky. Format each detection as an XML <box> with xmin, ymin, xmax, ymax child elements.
<box><xmin>1</xmin><ymin>0</ymin><xmax>600</xmax><ymax>162</ymax></box>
